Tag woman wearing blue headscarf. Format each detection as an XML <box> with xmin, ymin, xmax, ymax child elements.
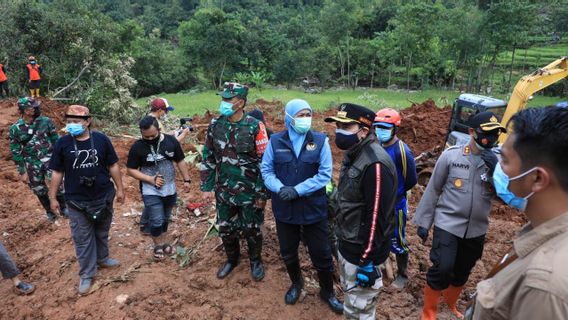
<box><xmin>261</xmin><ymin>99</ymin><xmax>342</xmax><ymax>314</ymax></box>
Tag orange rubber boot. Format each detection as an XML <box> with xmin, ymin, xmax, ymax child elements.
<box><xmin>421</xmin><ymin>284</ymin><xmax>442</xmax><ymax>320</ymax></box>
<box><xmin>444</xmin><ymin>285</ymin><xmax>464</xmax><ymax>319</ymax></box>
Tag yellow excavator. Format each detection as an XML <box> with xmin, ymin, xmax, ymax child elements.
<box><xmin>445</xmin><ymin>56</ymin><xmax>568</xmax><ymax>147</ymax></box>
<box><xmin>416</xmin><ymin>57</ymin><xmax>567</xmax><ymax>186</ymax></box>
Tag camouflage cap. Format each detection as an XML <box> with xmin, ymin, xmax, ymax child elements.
<box><xmin>65</xmin><ymin>105</ymin><xmax>91</xmax><ymax>119</ymax></box>
<box><xmin>17</xmin><ymin>97</ymin><xmax>40</xmax><ymax>110</ymax></box>
<box><xmin>217</xmin><ymin>82</ymin><xmax>249</xmax><ymax>99</ymax></box>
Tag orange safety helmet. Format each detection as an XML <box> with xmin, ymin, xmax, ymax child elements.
<box><xmin>374</xmin><ymin>108</ymin><xmax>401</xmax><ymax>126</ymax></box>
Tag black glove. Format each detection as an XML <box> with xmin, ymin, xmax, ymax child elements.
<box><xmin>417</xmin><ymin>226</ymin><xmax>429</xmax><ymax>243</ymax></box>
<box><xmin>356</xmin><ymin>263</ymin><xmax>381</xmax><ymax>288</ymax></box>
<box><xmin>481</xmin><ymin>149</ymin><xmax>498</xmax><ymax>176</ymax></box>
<box><xmin>278</xmin><ymin>186</ymin><xmax>299</xmax><ymax>201</ymax></box>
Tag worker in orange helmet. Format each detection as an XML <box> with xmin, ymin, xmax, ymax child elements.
<box><xmin>373</xmin><ymin>108</ymin><xmax>417</xmax><ymax>289</ymax></box>
<box><xmin>26</xmin><ymin>56</ymin><xmax>42</xmax><ymax>98</ymax></box>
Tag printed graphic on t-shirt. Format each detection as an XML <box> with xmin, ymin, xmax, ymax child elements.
<box><xmin>72</xmin><ymin>149</ymin><xmax>99</xmax><ymax>169</ymax></box>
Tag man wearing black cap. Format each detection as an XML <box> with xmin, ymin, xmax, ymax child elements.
<box><xmin>412</xmin><ymin>111</ymin><xmax>505</xmax><ymax>319</ymax></box>
<box><xmin>324</xmin><ymin>103</ymin><xmax>397</xmax><ymax>319</ymax></box>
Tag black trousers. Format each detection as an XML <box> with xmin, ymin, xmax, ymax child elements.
<box><xmin>0</xmin><ymin>81</ymin><xmax>8</xmax><ymax>96</ymax></box>
<box><xmin>276</xmin><ymin>219</ymin><xmax>333</xmax><ymax>271</ymax></box>
<box><xmin>426</xmin><ymin>226</ymin><xmax>485</xmax><ymax>290</ymax></box>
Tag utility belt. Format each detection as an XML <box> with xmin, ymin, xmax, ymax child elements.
<box><xmin>463</xmin><ymin>251</ymin><xmax>518</xmax><ymax>319</ymax></box>
<box><xmin>67</xmin><ymin>189</ymin><xmax>115</xmax><ymax>222</ymax></box>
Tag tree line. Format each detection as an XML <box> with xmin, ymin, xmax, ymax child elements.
<box><xmin>0</xmin><ymin>0</ymin><xmax>566</xmax><ymax>121</ymax></box>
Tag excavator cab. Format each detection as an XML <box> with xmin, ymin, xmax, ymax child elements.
<box><xmin>445</xmin><ymin>94</ymin><xmax>507</xmax><ymax>148</ymax></box>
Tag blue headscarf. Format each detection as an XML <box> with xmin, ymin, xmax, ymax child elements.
<box><xmin>285</xmin><ymin>99</ymin><xmax>311</xmax><ymax>157</ymax></box>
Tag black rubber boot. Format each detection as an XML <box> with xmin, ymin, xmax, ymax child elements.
<box><xmin>393</xmin><ymin>253</ymin><xmax>409</xmax><ymax>289</ymax></box>
<box><xmin>246</xmin><ymin>232</ymin><xmax>264</xmax><ymax>281</ymax></box>
<box><xmin>217</xmin><ymin>236</ymin><xmax>240</xmax><ymax>279</ymax></box>
<box><xmin>284</xmin><ymin>260</ymin><xmax>303</xmax><ymax>305</ymax></box>
<box><xmin>317</xmin><ymin>270</ymin><xmax>343</xmax><ymax>314</ymax></box>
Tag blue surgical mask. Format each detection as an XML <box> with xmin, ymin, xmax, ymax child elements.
<box><xmin>219</xmin><ymin>101</ymin><xmax>235</xmax><ymax>117</ymax></box>
<box><xmin>335</xmin><ymin>128</ymin><xmax>361</xmax><ymax>150</ymax></box>
<box><xmin>493</xmin><ymin>163</ymin><xmax>537</xmax><ymax>212</ymax></box>
<box><xmin>292</xmin><ymin>116</ymin><xmax>312</xmax><ymax>134</ymax></box>
<box><xmin>376</xmin><ymin>128</ymin><xmax>393</xmax><ymax>143</ymax></box>
<box><xmin>66</xmin><ymin>123</ymin><xmax>85</xmax><ymax>136</ymax></box>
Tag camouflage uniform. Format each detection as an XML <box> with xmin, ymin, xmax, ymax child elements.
<box><xmin>200</xmin><ymin>115</ymin><xmax>269</xmax><ymax>263</ymax></box>
<box><xmin>9</xmin><ymin>116</ymin><xmax>65</xmax><ymax>218</ymax></box>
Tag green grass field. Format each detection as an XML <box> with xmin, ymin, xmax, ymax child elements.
<box><xmin>137</xmin><ymin>88</ymin><xmax>565</xmax><ymax>117</ymax></box>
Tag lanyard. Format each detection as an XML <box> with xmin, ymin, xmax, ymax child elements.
<box><xmin>72</xmin><ymin>131</ymin><xmax>96</xmax><ymax>164</ymax></box>
<box><xmin>149</xmin><ymin>135</ymin><xmax>162</xmax><ymax>168</ymax></box>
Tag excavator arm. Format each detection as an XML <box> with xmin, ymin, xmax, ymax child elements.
<box><xmin>499</xmin><ymin>57</ymin><xmax>568</xmax><ymax>143</ymax></box>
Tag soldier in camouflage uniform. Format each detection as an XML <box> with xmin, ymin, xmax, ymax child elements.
<box><xmin>9</xmin><ymin>97</ymin><xmax>65</xmax><ymax>221</ymax></box>
<box><xmin>201</xmin><ymin>82</ymin><xmax>269</xmax><ymax>281</ymax></box>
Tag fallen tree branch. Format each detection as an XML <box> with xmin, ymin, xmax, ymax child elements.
<box><xmin>52</xmin><ymin>63</ymin><xmax>91</xmax><ymax>98</ymax></box>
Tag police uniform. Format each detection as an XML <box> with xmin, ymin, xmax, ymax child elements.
<box><xmin>413</xmin><ymin>140</ymin><xmax>501</xmax><ymax>318</ymax></box>
<box><xmin>471</xmin><ymin>212</ymin><xmax>568</xmax><ymax>319</ymax></box>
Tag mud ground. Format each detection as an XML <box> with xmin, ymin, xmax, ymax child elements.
<box><xmin>0</xmin><ymin>97</ymin><xmax>524</xmax><ymax>319</ymax></box>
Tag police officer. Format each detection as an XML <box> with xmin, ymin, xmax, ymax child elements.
<box><xmin>200</xmin><ymin>82</ymin><xmax>269</xmax><ymax>281</ymax></box>
<box><xmin>374</xmin><ymin>108</ymin><xmax>418</xmax><ymax>289</ymax></box>
<box><xmin>413</xmin><ymin>112</ymin><xmax>505</xmax><ymax>319</ymax></box>
<box><xmin>325</xmin><ymin>103</ymin><xmax>397</xmax><ymax>319</ymax></box>
<box><xmin>261</xmin><ymin>99</ymin><xmax>342</xmax><ymax>313</ymax></box>
<box><xmin>9</xmin><ymin>97</ymin><xmax>65</xmax><ymax>222</ymax></box>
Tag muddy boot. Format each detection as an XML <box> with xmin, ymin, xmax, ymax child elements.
<box><xmin>443</xmin><ymin>285</ymin><xmax>464</xmax><ymax>319</ymax></box>
<box><xmin>246</xmin><ymin>232</ymin><xmax>264</xmax><ymax>281</ymax></box>
<box><xmin>392</xmin><ymin>253</ymin><xmax>409</xmax><ymax>289</ymax></box>
<box><xmin>421</xmin><ymin>283</ymin><xmax>442</xmax><ymax>320</ymax></box>
<box><xmin>317</xmin><ymin>270</ymin><xmax>343</xmax><ymax>314</ymax></box>
<box><xmin>284</xmin><ymin>260</ymin><xmax>303</xmax><ymax>305</ymax></box>
<box><xmin>217</xmin><ymin>236</ymin><xmax>240</xmax><ymax>279</ymax></box>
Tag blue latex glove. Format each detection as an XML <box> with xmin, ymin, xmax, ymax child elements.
<box><xmin>356</xmin><ymin>262</ymin><xmax>381</xmax><ymax>288</ymax></box>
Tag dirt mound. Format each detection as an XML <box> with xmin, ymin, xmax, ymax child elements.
<box><xmin>0</xmin><ymin>97</ymin><xmax>524</xmax><ymax>320</ymax></box>
<box><xmin>398</xmin><ymin>99</ymin><xmax>452</xmax><ymax>155</ymax></box>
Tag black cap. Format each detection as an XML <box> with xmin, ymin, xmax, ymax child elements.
<box><xmin>468</xmin><ymin>111</ymin><xmax>507</xmax><ymax>133</ymax></box>
<box><xmin>324</xmin><ymin>103</ymin><xmax>375</xmax><ymax>128</ymax></box>
<box><xmin>248</xmin><ymin>109</ymin><xmax>265</xmax><ymax>123</ymax></box>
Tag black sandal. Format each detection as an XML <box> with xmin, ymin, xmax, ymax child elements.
<box><xmin>153</xmin><ymin>245</ymin><xmax>166</xmax><ymax>261</ymax></box>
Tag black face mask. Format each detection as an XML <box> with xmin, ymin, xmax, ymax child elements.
<box><xmin>335</xmin><ymin>128</ymin><xmax>361</xmax><ymax>150</ymax></box>
<box><xmin>144</xmin><ymin>135</ymin><xmax>160</xmax><ymax>146</ymax></box>
<box><xmin>474</xmin><ymin>130</ymin><xmax>499</xmax><ymax>149</ymax></box>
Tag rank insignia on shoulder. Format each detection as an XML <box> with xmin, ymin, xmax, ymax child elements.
<box><xmin>306</xmin><ymin>142</ymin><xmax>317</xmax><ymax>151</ymax></box>
<box><xmin>464</xmin><ymin>146</ymin><xmax>470</xmax><ymax>155</ymax></box>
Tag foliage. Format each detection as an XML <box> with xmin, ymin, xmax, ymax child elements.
<box><xmin>0</xmin><ymin>0</ymin><xmax>564</xmax><ymax>121</ymax></box>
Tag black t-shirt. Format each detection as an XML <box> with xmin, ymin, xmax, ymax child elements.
<box><xmin>49</xmin><ymin>131</ymin><xmax>119</xmax><ymax>201</ymax></box>
<box><xmin>126</xmin><ymin>134</ymin><xmax>184</xmax><ymax>196</ymax></box>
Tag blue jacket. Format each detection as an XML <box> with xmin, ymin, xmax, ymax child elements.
<box><xmin>383</xmin><ymin>138</ymin><xmax>417</xmax><ymax>209</ymax></box>
<box><xmin>261</xmin><ymin>130</ymin><xmax>332</xmax><ymax>224</ymax></box>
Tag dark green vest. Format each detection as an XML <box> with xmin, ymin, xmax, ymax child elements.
<box><xmin>336</xmin><ymin>134</ymin><xmax>397</xmax><ymax>246</ymax></box>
